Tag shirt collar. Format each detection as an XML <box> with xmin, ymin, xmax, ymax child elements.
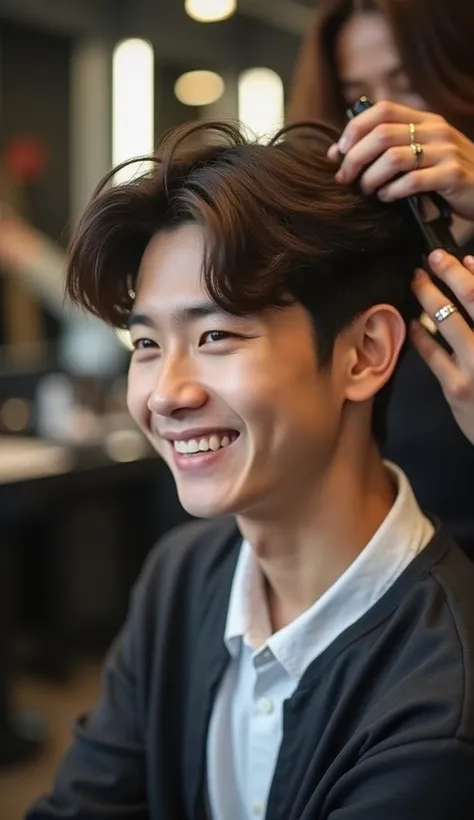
<box><xmin>223</xmin><ymin>462</ymin><xmax>434</xmax><ymax>679</ymax></box>
<box><xmin>224</xmin><ymin>538</ymin><xmax>272</xmax><ymax>658</ymax></box>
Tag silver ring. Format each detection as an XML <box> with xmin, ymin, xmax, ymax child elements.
<box><xmin>434</xmin><ymin>303</ymin><xmax>458</xmax><ymax>324</ymax></box>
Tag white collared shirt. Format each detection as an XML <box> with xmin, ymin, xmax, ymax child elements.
<box><xmin>206</xmin><ymin>463</ymin><xmax>435</xmax><ymax>820</ymax></box>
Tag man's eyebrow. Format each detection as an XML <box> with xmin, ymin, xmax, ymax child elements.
<box><xmin>127</xmin><ymin>302</ymin><xmax>237</xmax><ymax>330</ymax></box>
<box><xmin>127</xmin><ymin>312</ymin><xmax>156</xmax><ymax>330</ymax></box>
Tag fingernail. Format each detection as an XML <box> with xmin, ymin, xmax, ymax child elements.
<box><xmin>464</xmin><ymin>255</ymin><xmax>474</xmax><ymax>266</ymax></box>
<box><xmin>413</xmin><ymin>268</ymin><xmax>426</xmax><ymax>284</ymax></box>
<box><xmin>378</xmin><ymin>188</ymin><xmax>389</xmax><ymax>201</ymax></box>
<box><xmin>338</xmin><ymin>136</ymin><xmax>348</xmax><ymax>154</ymax></box>
<box><xmin>335</xmin><ymin>170</ymin><xmax>344</xmax><ymax>183</ymax></box>
<box><xmin>327</xmin><ymin>144</ymin><xmax>338</xmax><ymax>161</ymax></box>
<box><xmin>429</xmin><ymin>249</ymin><xmax>444</xmax><ymax>265</ymax></box>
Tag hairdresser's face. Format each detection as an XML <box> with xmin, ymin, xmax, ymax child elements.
<box><xmin>335</xmin><ymin>12</ymin><xmax>426</xmax><ymax>109</ymax></box>
<box><xmin>127</xmin><ymin>224</ymin><xmax>343</xmax><ymax>520</ymax></box>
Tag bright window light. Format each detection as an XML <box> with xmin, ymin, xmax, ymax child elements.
<box><xmin>174</xmin><ymin>71</ymin><xmax>225</xmax><ymax>107</ymax></box>
<box><xmin>112</xmin><ymin>39</ymin><xmax>154</xmax><ymax>184</ymax></box>
<box><xmin>185</xmin><ymin>0</ymin><xmax>237</xmax><ymax>23</ymax></box>
<box><xmin>238</xmin><ymin>67</ymin><xmax>284</xmax><ymax>139</ymax></box>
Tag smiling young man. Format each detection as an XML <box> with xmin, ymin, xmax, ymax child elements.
<box><xmin>27</xmin><ymin>121</ymin><xmax>474</xmax><ymax>820</ymax></box>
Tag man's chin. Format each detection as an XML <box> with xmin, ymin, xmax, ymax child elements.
<box><xmin>176</xmin><ymin>487</ymin><xmax>240</xmax><ymax>520</ymax></box>
<box><xmin>178</xmin><ymin>497</ymin><xmax>232</xmax><ymax>520</ymax></box>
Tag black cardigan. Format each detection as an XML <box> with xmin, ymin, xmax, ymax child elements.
<box><xmin>27</xmin><ymin>518</ymin><xmax>474</xmax><ymax>819</ymax></box>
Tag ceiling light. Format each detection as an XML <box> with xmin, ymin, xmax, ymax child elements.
<box><xmin>174</xmin><ymin>70</ymin><xmax>225</xmax><ymax>107</ymax></box>
<box><xmin>238</xmin><ymin>67</ymin><xmax>284</xmax><ymax>139</ymax></box>
<box><xmin>185</xmin><ymin>0</ymin><xmax>237</xmax><ymax>23</ymax></box>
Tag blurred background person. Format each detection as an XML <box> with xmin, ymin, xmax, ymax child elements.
<box><xmin>288</xmin><ymin>0</ymin><xmax>474</xmax><ymax>559</ymax></box>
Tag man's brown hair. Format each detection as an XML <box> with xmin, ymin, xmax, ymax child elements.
<box><xmin>66</xmin><ymin>119</ymin><xmax>424</xmax><ymax>440</ymax></box>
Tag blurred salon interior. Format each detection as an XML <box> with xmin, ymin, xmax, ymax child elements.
<box><xmin>0</xmin><ymin>1</ymin><xmax>310</xmax><ymax>816</ymax></box>
<box><xmin>3</xmin><ymin>0</ymin><xmax>474</xmax><ymax>817</ymax></box>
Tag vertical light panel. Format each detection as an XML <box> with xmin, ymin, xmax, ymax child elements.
<box><xmin>70</xmin><ymin>40</ymin><xmax>110</xmax><ymax>226</ymax></box>
<box><xmin>112</xmin><ymin>39</ymin><xmax>154</xmax><ymax>184</ymax></box>
<box><xmin>238</xmin><ymin>67</ymin><xmax>284</xmax><ymax>139</ymax></box>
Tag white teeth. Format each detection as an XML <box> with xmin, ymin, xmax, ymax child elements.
<box><xmin>173</xmin><ymin>432</ymin><xmax>237</xmax><ymax>455</ymax></box>
<box><xmin>209</xmin><ymin>435</ymin><xmax>221</xmax><ymax>451</ymax></box>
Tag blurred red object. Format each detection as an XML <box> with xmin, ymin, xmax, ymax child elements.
<box><xmin>4</xmin><ymin>135</ymin><xmax>47</xmax><ymax>183</ymax></box>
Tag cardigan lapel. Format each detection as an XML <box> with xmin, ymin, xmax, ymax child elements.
<box><xmin>182</xmin><ymin>524</ymin><xmax>241</xmax><ymax>820</ymax></box>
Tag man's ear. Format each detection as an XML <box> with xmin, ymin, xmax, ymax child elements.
<box><xmin>341</xmin><ymin>305</ymin><xmax>406</xmax><ymax>404</ymax></box>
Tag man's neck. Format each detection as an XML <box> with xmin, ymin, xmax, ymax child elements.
<box><xmin>237</xmin><ymin>444</ymin><xmax>396</xmax><ymax>634</ymax></box>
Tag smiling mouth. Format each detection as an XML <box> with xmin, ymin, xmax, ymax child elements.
<box><xmin>172</xmin><ymin>431</ymin><xmax>239</xmax><ymax>455</ymax></box>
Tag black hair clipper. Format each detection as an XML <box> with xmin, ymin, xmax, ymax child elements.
<box><xmin>345</xmin><ymin>96</ymin><xmax>460</xmax><ymax>257</ymax></box>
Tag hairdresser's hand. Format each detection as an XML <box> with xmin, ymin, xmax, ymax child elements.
<box><xmin>327</xmin><ymin>101</ymin><xmax>474</xmax><ymax>220</ymax></box>
<box><xmin>410</xmin><ymin>249</ymin><xmax>474</xmax><ymax>445</ymax></box>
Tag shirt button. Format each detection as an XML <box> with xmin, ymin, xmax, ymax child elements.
<box><xmin>251</xmin><ymin>799</ymin><xmax>264</xmax><ymax>816</ymax></box>
<box><xmin>255</xmin><ymin>647</ymin><xmax>273</xmax><ymax>667</ymax></box>
<box><xmin>257</xmin><ymin>696</ymin><xmax>274</xmax><ymax>715</ymax></box>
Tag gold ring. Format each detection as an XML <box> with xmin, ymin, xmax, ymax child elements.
<box><xmin>409</xmin><ymin>122</ymin><xmax>416</xmax><ymax>144</ymax></box>
<box><xmin>410</xmin><ymin>141</ymin><xmax>424</xmax><ymax>169</ymax></box>
<box><xmin>434</xmin><ymin>303</ymin><xmax>458</xmax><ymax>324</ymax></box>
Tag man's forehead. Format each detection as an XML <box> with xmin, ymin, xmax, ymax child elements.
<box><xmin>128</xmin><ymin>298</ymin><xmax>234</xmax><ymax>330</ymax></box>
<box><xmin>140</xmin><ymin>223</ymin><xmax>204</xmax><ymax>266</ymax></box>
<box><xmin>136</xmin><ymin>225</ymin><xmax>204</xmax><ymax>293</ymax></box>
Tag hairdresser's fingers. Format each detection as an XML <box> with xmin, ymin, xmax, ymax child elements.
<box><xmin>410</xmin><ymin>320</ymin><xmax>461</xmax><ymax>385</ymax></box>
<box><xmin>327</xmin><ymin>143</ymin><xmax>341</xmax><ymax>162</ymax></box>
<box><xmin>356</xmin><ymin>144</ymin><xmax>451</xmax><ymax>194</ymax></box>
<box><xmin>333</xmin><ymin>101</ymin><xmax>427</xmax><ymax>155</ymax></box>
<box><xmin>375</xmin><ymin>157</ymin><xmax>474</xmax><ymax>220</ymax></box>
<box><xmin>409</xmin><ymin>319</ymin><xmax>466</xmax><ymax>393</ymax></box>
<box><xmin>411</xmin><ymin>264</ymin><xmax>474</xmax><ymax>363</ymax></box>
<box><xmin>334</xmin><ymin>123</ymin><xmax>425</xmax><ymax>183</ymax></box>
<box><xmin>427</xmin><ymin>250</ymin><xmax>474</xmax><ymax>325</ymax></box>
<box><xmin>410</xmin><ymin>318</ymin><xmax>474</xmax><ymax>446</ymax></box>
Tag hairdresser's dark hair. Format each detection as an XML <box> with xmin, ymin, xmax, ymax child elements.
<box><xmin>288</xmin><ymin>0</ymin><xmax>474</xmax><ymax>139</ymax></box>
<box><xmin>66</xmin><ymin>119</ymin><xmax>424</xmax><ymax>441</ymax></box>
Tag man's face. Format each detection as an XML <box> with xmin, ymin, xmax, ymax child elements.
<box><xmin>127</xmin><ymin>224</ymin><xmax>345</xmax><ymax>520</ymax></box>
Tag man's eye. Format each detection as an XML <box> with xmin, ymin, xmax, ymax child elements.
<box><xmin>200</xmin><ymin>330</ymin><xmax>234</xmax><ymax>345</ymax></box>
<box><xmin>132</xmin><ymin>338</ymin><xmax>157</xmax><ymax>350</ymax></box>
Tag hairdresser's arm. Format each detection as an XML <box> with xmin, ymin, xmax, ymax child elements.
<box><xmin>409</xmin><ymin>249</ymin><xmax>474</xmax><ymax>446</ymax></box>
<box><xmin>327</xmin><ymin>100</ymin><xmax>474</xmax><ymax>220</ymax></box>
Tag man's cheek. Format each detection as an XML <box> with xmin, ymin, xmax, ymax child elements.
<box><xmin>126</xmin><ymin>390</ymin><xmax>147</xmax><ymax>432</ymax></box>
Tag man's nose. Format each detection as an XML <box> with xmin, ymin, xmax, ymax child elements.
<box><xmin>147</xmin><ymin>356</ymin><xmax>208</xmax><ymax>418</ymax></box>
